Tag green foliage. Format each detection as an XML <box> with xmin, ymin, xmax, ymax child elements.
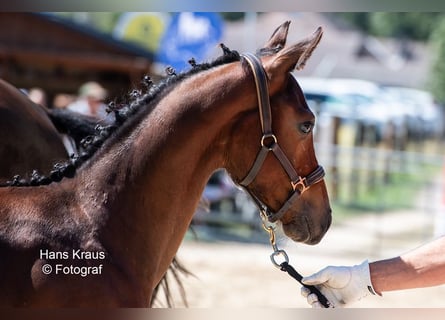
<box><xmin>220</xmin><ymin>13</ymin><xmax>245</xmax><ymax>21</ymax></box>
<box><xmin>429</xmin><ymin>17</ymin><xmax>445</xmax><ymax>105</ymax></box>
<box><xmin>332</xmin><ymin>13</ymin><xmax>372</xmax><ymax>31</ymax></box>
<box><xmin>54</xmin><ymin>12</ymin><xmax>121</xmax><ymax>34</ymax></box>
<box><xmin>87</xmin><ymin>13</ymin><xmax>121</xmax><ymax>33</ymax></box>
<box><xmin>369</xmin><ymin>13</ymin><xmax>441</xmax><ymax>40</ymax></box>
<box><xmin>332</xmin><ymin>12</ymin><xmax>441</xmax><ymax>41</ymax></box>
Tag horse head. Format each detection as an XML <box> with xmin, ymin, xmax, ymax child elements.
<box><xmin>227</xmin><ymin>21</ymin><xmax>331</xmax><ymax>245</ymax></box>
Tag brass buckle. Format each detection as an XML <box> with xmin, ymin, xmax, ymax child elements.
<box><xmin>291</xmin><ymin>177</ymin><xmax>309</xmax><ymax>194</ymax></box>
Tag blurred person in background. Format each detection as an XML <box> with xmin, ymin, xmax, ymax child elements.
<box><xmin>67</xmin><ymin>81</ymin><xmax>111</xmax><ymax>123</ymax></box>
<box><xmin>53</xmin><ymin>93</ymin><xmax>76</xmax><ymax>109</ymax></box>
<box><xmin>28</xmin><ymin>87</ymin><xmax>47</xmax><ymax>107</ymax></box>
<box><xmin>60</xmin><ymin>82</ymin><xmax>111</xmax><ymax>154</ymax></box>
<box><xmin>301</xmin><ymin>236</ymin><xmax>445</xmax><ymax>308</ymax></box>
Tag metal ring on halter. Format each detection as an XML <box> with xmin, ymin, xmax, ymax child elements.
<box><xmin>270</xmin><ymin>249</ymin><xmax>289</xmax><ymax>268</ymax></box>
<box><xmin>291</xmin><ymin>176</ymin><xmax>309</xmax><ymax>194</ymax></box>
<box><xmin>260</xmin><ymin>134</ymin><xmax>277</xmax><ymax>150</ymax></box>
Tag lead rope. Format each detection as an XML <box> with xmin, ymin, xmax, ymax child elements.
<box><xmin>260</xmin><ymin>212</ymin><xmax>332</xmax><ymax>308</ymax></box>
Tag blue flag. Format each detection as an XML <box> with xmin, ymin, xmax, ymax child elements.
<box><xmin>156</xmin><ymin>12</ymin><xmax>224</xmax><ymax>72</ymax></box>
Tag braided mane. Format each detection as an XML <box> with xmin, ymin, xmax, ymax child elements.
<box><xmin>3</xmin><ymin>45</ymin><xmax>241</xmax><ymax>188</ymax></box>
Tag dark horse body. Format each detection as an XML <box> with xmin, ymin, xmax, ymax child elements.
<box><xmin>0</xmin><ymin>22</ymin><xmax>331</xmax><ymax>307</ymax></box>
<box><xmin>0</xmin><ymin>79</ymin><xmax>68</xmax><ymax>182</ymax></box>
<box><xmin>0</xmin><ymin>79</ymin><xmax>178</xmax><ymax>306</ymax></box>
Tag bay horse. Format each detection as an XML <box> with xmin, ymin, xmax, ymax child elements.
<box><xmin>0</xmin><ymin>78</ymin><xmax>183</xmax><ymax>306</ymax></box>
<box><xmin>0</xmin><ymin>21</ymin><xmax>331</xmax><ymax>307</ymax></box>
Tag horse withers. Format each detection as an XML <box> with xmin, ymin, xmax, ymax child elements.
<box><xmin>0</xmin><ymin>21</ymin><xmax>331</xmax><ymax>307</ymax></box>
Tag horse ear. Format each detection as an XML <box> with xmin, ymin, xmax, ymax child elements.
<box><xmin>263</xmin><ymin>21</ymin><xmax>291</xmax><ymax>51</ymax></box>
<box><xmin>267</xmin><ymin>26</ymin><xmax>323</xmax><ymax>74</ymax></box>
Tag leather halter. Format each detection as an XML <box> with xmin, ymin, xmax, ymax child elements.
<box><xmin>238</xmin><ymin>53</ymin><xmax>325</xmax><ymax>223</ymax></box>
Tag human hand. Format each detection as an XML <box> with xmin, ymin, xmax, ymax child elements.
<box><xmin>300</xmin><ymin>260</ymin><xmax>378</xmax><ymax>308</ymax></box>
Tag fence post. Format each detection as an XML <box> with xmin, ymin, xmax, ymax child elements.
<box><xmin>330</xmin><ymin>116</ymin><xmax>341</xmax><ymax>201</ymax></box>
<box><xmin>382</xmin><ymin>122</ymin><xmax>396</xmax><ymax>185</ymax></box>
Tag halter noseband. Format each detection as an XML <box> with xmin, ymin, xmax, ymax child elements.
<box><xmin>238</xmin><ymin>53</ymin><xmax>325</xmax><ymax>223</ymax></box>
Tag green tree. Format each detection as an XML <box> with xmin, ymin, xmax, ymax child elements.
<box><xmin>331</xmin><ymin>13</ymin><xmax>372</xmax><ymax>32</ymax></box>
<box><xmin>55</xmin><ymin>12</ymin><xmax>121</xmax><ymax>34</ymax></box>
<box><xmin>332</xmin><ymin>13</ymin><xmax>441</xmax><ymax>41</ymax></box>
<box><xmin>429</xmin><ymin>17</ymin><xmax>445</xmax><ymax>105</ymax></box>
<box><xmin>220</xmin><ymin>12</ymin><xmax>245</xmax><ymax>21</ymax></box>
<box><xmin>369</xmin><ymin>13</ymin><xmax>441</xmax><ymax>40</ymax></box>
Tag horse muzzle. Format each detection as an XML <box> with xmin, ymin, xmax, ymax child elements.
<box><xmin>281</xmin><ymin>207</ymin><xmax>332</xmax><ymax>245</ymax></box>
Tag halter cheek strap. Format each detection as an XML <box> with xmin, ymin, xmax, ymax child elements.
<box><xmin>239</xmin><ymin>53</ymin><xmax>325</xmax><ymax>223</ymax></box>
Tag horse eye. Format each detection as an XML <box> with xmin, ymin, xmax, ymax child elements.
<box><xmin>299</xmin><ymin>122</ymin><xmax>314</xmax><ymax>134</ymax></box>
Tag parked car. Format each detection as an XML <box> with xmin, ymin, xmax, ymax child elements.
<box><xmin>197</xmin><ymin>169</ymin><xmax>259</xmax><ymax>223</ymax></box>
<box><xmin>381</xmin><ymin>86</ymin><xmax>444</xmax><ymax>139</ymax></box>
<box><xmin>297</xmin><ymin>77</ymin><xmax>420</xmax><ymax>142</ymax></box>
<box><xmin>203</xmin><ymin>169</ymin><xmax>240</xmax><ymax>212</ymax></box>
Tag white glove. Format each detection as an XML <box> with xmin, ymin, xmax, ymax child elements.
<box><xmin>300</xmin><ymin>260</ymin><xmax>379</xmax><ymax>308</ymax></box>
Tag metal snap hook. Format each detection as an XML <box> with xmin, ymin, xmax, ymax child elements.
<box><xmin>270</xmin><ymin>250</ymin><xmax>289</xmax><ymax>268</ymax></box>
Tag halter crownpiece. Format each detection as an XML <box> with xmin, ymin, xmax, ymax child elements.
<box><xmin>238</xmin><ymin>52</ymin><xmax>325</xmax><ymax>223</ymax></box>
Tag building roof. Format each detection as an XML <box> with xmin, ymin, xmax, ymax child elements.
<box><xmin>0</xmin><ymin>13</ymin><xmax>155</xmax><ymax>99</ymax></box>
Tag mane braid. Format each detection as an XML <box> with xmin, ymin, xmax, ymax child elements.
<box><xmin>1</xmin><ymin>45</ymin><xmax>241</xmax><ymax>188</ymax></box>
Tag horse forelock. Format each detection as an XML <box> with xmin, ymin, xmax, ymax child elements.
<box><xmin>2</xmin><ymin>45</ymin><xmax>241</xmax><ymax>188</ymax></box>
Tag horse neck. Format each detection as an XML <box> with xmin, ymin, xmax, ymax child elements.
<box><xmin>77</xmin><ymin>62</ymin><xmax>256</xmax><ymax>288</ymax></box>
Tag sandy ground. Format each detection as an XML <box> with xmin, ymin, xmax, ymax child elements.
<box><xmin>153</xmin><ymin>208</ymin><xmax>445</xmax><ymax>308</ymax></box>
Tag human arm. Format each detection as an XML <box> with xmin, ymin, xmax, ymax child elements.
<box><xmin>301</xmin><ymin>236</ymin><xmax>445</xmax><ymax>307</ymax></box>
<box><xmin>370</xmin><ymin>236</ymin><xmax>445</xmax><ymax>293</ymax></box>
